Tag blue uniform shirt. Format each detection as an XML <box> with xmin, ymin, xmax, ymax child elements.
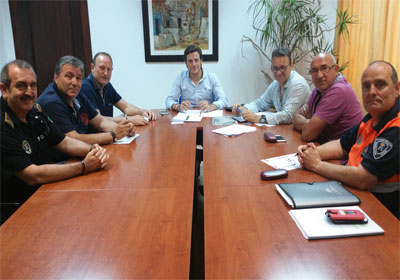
<box><xmin>37</xmin><ymin>81</ymin><xmax>98</xmax><ymax>134</ymax></box>
<box><xmin>81</xmin><ymin>73</ymin><xmax>122</xmax><ymax>117</ymax></box>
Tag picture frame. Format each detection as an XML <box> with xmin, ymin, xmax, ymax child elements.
<box><xmin>141</xmin><ymin>0</ymin><xmax>218</xmax><ymax>62</ymax></box>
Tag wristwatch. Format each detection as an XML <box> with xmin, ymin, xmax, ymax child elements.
<box><xmin>260</xmin><ymin>115</ymin><xmax>267</xmax><ymax>124</ymax></box>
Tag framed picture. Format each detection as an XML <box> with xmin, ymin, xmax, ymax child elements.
<box><xmin>141</xmin><ymin>0</ymin><xmax>218</xmax><ymax>62</ymax></box>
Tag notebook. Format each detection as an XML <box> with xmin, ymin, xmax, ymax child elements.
<box><xmin>276</xmin><ymin>181</ymin><xmax>360</xmax><ymax>209</ymax></box>
<box><xmin>289</xmin><ymin>206</ymin><xmax>384</xmax><ymax>240</ymax></box>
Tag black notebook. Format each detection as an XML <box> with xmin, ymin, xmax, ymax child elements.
<box><xmin>276</xmin><ymin>181</ymin><xmax>360</xmax><ymax>209</ymax></box>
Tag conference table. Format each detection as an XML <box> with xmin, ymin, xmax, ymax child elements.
<box><xmin>1</xmin><ymin>110</ymin><xmax>399</xmax><ymax>279</ymax></box>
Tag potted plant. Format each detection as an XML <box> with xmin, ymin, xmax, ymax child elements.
<box><xmin>242</xmin><ymin>0</ymin><xmax>358</xmax><ymax>83</ymax></box>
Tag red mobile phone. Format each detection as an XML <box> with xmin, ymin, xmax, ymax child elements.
<box><xmin>325</xmin><ymin>209</ymin><xmax>368</xmax><ymax>224</ymax></box>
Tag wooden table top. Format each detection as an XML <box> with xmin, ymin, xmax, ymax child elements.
<box><xmin>202</xmin><ymin>122</ymin><xmax>400</xmax><ymax>279</ymax></box>
<box><xmin>1</xmin><ymin>111</ymin><xmax>399</xmax><ymax>279</ymax></box>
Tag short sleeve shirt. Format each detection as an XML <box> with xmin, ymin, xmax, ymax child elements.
<box><xmin>1</xmin><ymin>98</ymin><xmax>65</xmax><ymax>202</ymax></box>
<box><xmin>307</xmin><ymin>75</ymin><xmax>364</xmax><ymax>143</ymax></box>
<box><xmin>340</xmin><ymin>97</ymin><xmax>400</xmax><ymax>192</ymax></box>
<box><xmin>81</xmin><ymin>73</ymin><xmax>122</xmax><ymax>117</ymax></box>
<box><xmin>37</xmin><ymin>81</ymin><xmax>98</xmax><ymax>134</ymax></box>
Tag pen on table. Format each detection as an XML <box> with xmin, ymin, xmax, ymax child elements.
<box><xmin>185</xmin><ymin>115</ymin><xmax>190</xmax><ymax>120</ymax></box>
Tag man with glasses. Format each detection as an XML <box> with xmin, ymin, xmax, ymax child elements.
<box><xmin>293</xmin><ymin>52</ymin><xmax>363</xmax><ymax>143</ymax></box>
<box><xmin>297</xmin><ymin>61</ymin><xmax>399</xmax><ymax>219</ymax></box>
<box><xmin>0</xmin><ymin>60</ymin><xmax>109</xmax><ymax>223</ymax></box>
<box><xmin>232</xmin><ymin>48</ymin><xmax>310</xmax><ymax>124</ymax></box>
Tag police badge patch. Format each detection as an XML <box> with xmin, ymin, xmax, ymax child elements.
<box><xmin>373</xmin><ymin>138</ymin><xmax>393</xmax><ymax>159</ymax></box>
<box><xmin>22</xmin><ymin>140</ymin><xmax>32</xmax><ymax>154</ymax></box>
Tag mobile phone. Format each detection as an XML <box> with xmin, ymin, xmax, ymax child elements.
<box><xmin>275</xmin><ymin>135</ymin><xmax>286</xmax><ymax>142</ymax></box>
<box><xmin>232</xmin><ymin>115</ymin><xmax>246</xmax><ymax>122</ymax></box>
<box><xmin>260</xmin><ymin>169</ymin><xmax>288</xmax><ymax>180</ymax></box>
<box><xmin>325</xmin><ymin>209</ymin><xmax>368</xmax><ymax>224</ymax></box>
<box><xmin>159</xmin><ymin>110</ymin><xmax>169</xmax><ymax>116</ymax></box>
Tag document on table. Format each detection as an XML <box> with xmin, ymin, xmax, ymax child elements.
<box><xmin>261</xmin><ymin>153</ymin><xmax>300</xmax><ymax>170</ymax></box>
<box><xmin>289</xmin><ymin>206</ymin><xmax>384</xmax><ymax>240</ymax></box>
<box><xmin>171</xmin><ymin>112</ymin><xmax>203</xmax><ymax>123</ymax></box>
<box><xmin>113</xmin><ymin>134</ymin><xmax>140</xmax><ymax>144</ymax></box>
<box><xmin>211</xmin><ymin>124</ymin><xmax>256</xmax><ymax>137</ymax></box>
<box><xmin>200</xmin><ymin>109</ymin><xmax>223</xmax><ymax>117</ymax></box>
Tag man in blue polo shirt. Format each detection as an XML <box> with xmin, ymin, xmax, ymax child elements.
<box><xmin>38</xmin><ymin>56</ymin><xmax>135</xmax><ymax>146</ymax></box>
<box><xmin>80</xmin><ymin>52</ymin><xmax>156</xmax><ymax>125</ymax></box>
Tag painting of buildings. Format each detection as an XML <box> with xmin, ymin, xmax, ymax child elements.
<box><xmin>151</xmin><ymin>0</ymin><xmax>210</xmax><ymax>50</ymax></box>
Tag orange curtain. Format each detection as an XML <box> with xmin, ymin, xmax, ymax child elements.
<box><xmin>335</xmin><ymin>0</ymin><xmax>400</xmax><ymax>112</ymax></box>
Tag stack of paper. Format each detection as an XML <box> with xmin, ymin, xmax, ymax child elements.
<box><xmin>171</xmin><ymin>112</ymin><xmax>202</xmax><ymax>123</ymax></box>
<box><xmin>289</xmin><ymin>206</ymin><xmax>384</xmax><ymax>240</ymax></box>
<box><xmin>211</xmin><ymin>124</ymin><xmax>256</xmax><ymax>137</ymax></box>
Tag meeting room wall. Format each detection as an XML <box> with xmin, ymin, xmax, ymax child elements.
<box><xmin>1</xmin><ymin>0</ymin><xmax>337</xmax><ymax>111</ymax></box>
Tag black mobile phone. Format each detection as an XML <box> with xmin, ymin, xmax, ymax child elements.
<box><xmin>159</xmin><ymin>110</ymin><xmax>169</xmax><ymax>116</ymax></box>
<box><xmin>275</xmin><ymin>135</ymin><xmax>286</xmax><ymax>142</ymax></box>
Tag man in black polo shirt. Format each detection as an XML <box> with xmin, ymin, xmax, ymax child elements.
<box><xmin>0</xmin><ymin>60</ymin><xmax>109</xmax><ymax>224</ymax></box>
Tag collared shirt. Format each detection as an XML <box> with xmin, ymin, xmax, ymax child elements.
<box><xmin>165</xmin><ymin>68</ymin><xmax>228</xmax><ymax>110</ymax></box>
<box><xmin>37</xmin><ymin>81</ymin><xmax>98</xmax><ymax>134</ymax></box>
<box><xmin>81</xmin><ymin>73</ymin><xmax>122</xmax><ymax>117</ymax></box>
<box><xmin>1</xmin><ymin>98</ymin><xmax>65</xmax><ymax>203</ymax></box>
<box><xmin>244</xmin><ymin>70</ymin><xmax>310</xmax><ymax>124</ymax></box>
<box><xmin>307</xmin><ymin>74</ymin><xmax>364</xmax><ymax>143</ymax></box>
<box><xmin>340</xmin><ymin>97</ymin><xmax>400</xmax><ymax>193</ymax></box>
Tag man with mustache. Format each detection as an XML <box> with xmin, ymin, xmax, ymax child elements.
<box><xmin>38</xmin><ymin>56</ymin><xmax>135</xmax><ymax>147</ymax></box>
<box><xmin>293</xmin><ymin>53</ymin><xmax>363</xmax><ymax>143</ymax></box>
<box><xmin>232</xmin><ymin>48</ymin><xmax>310</xmax><ymax>124</ymax></box>
<box><xmin>80</xmin><ymin>52</ymin><xmax>156</xmax><ymax>126</ymax></box>
<box><xmin>0</xmin><ymin>60</ymin><xmax>109</xmax><ymax>223</ymax></box>
<box><xmin>166</xmin><ymin>45</ymin><xmax>228</xmax><ymax>112</ymax></box>
<box><xmin>297</xmin><ymin>61</ymin><xmax>399</xmax><ymax>219</ymax></box>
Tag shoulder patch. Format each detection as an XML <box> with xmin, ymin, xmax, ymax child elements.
<box><xmin>373</xmin><ymin>137</ymin><xmax>393</xmax><ymax>160</ymax></box>
<box><xmin>35</xmin><ymin>103</ymin><xmax>42</xmax><ymax>112</ymax></box>
<box><xmin>4</xmin><ymin>112</ymin><xmax>14</xmax><ymax>128</ymax></box>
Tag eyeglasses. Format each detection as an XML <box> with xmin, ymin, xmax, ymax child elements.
<box><xmin>309</xmin><ymin>64</ymin><xmax>336</xmax><ymax>75</ymax></box>
<box><xmin>271</xmin><ymin>64</ymin><xmax>290</xmax><ymax>73</ymax></box>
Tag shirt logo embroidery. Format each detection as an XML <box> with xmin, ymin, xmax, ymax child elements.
<box><xmin>373</xmin><ymin>138</ymin><xmax>393</xmax><ymax>160</ymax></box>
<box><xmin>22</xmin><ymin>140</ymin><xmax>32</xmax><ymax>154</ymax></box>
<box><xmin>80</xmin><ymin>113</ymin><xmax>89</xmax><ymax>126</ymax></box>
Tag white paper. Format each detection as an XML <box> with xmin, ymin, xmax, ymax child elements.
<box><xmin>200</xmin><ymin>109</ymin><xmax>224</xmax><ymax>117</ymax></box>
<box><xmin>261</xmin><ymin>153</ymin><xmax>301</xmax><ymax>170</ymax></box>
<box><xmin>113</xmin><ymin>134</ymin><xmax>140</xmax><ymax>144</ymax></box>
<box><xmin>171</xmin><ymin>112</ymin><xmax>203</xmax><ymax>123</ymax></box>
<box><xmin>289</xmin><ymin>206</ymin><xmax>384</xmax><ymax>240</ymax></box>
<box><xmin>211</xmin><ymin>124</ymin><xmax>256</xmax><ymax>137</ymax></box>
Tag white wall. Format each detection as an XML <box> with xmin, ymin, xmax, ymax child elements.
<box><xmin>1</xmin><ymin>0</ymin><xmax>337</xmax><ymax>111</ymax></box>
<box><xmin>87</xmin><ymin>0</ymin><xmax>337</xmax><ymax>112</ymax></box>
<box><xmin>0</xmin><ymin>0</ymin><xmax>16</xmax><ymax>67</ymax></box>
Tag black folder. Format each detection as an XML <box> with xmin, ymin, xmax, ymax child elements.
<box><xmin>276</xmin><ymin>181</ymin><xmax>361</xmax><ymax>209</ymax></box>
